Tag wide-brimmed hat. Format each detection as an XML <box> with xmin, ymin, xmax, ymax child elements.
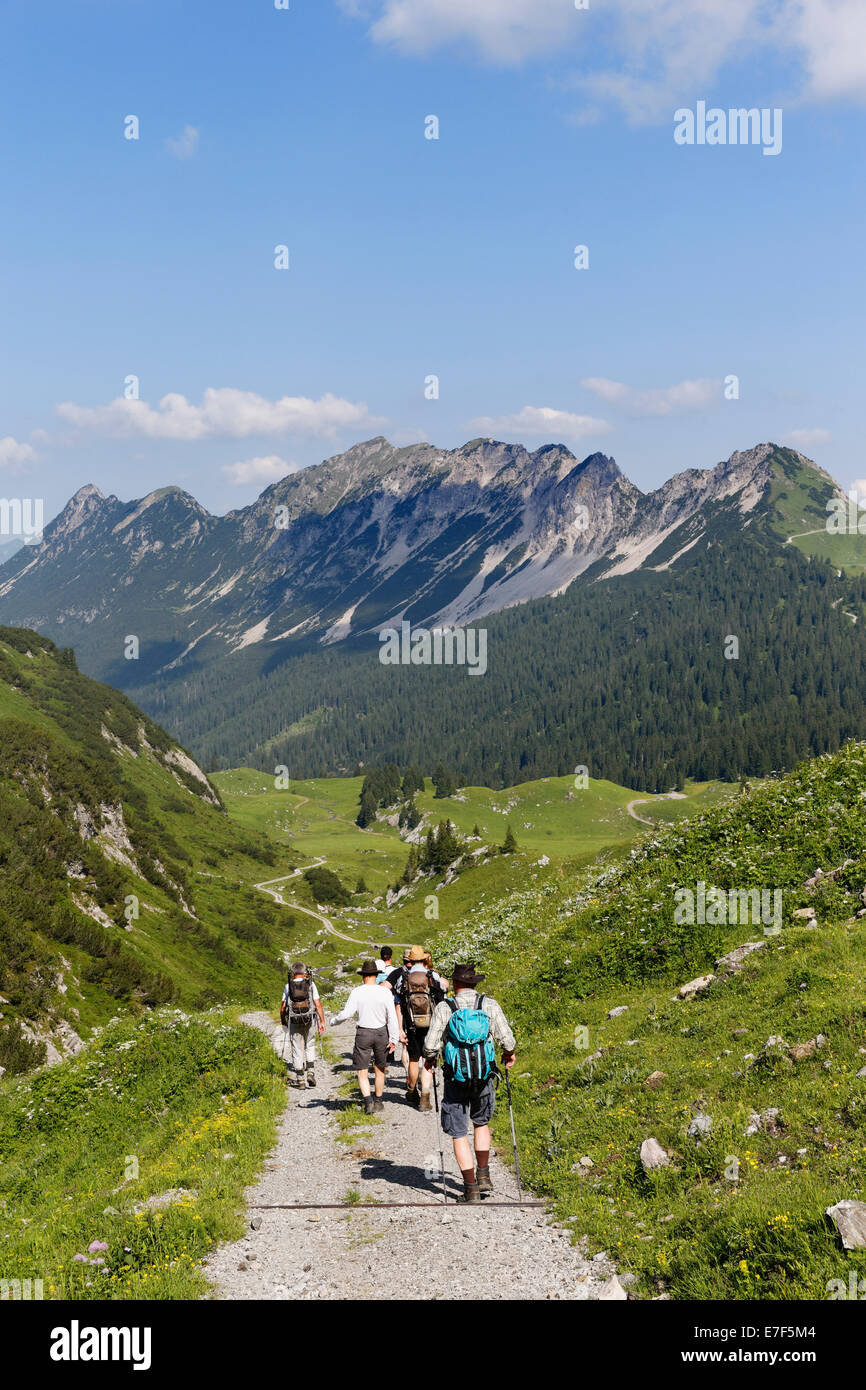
<box><xmin>359</xmin><ymin>959</ymin><xmax>378</xmax><ymax>977</ymax></box>
<box><xmin>404</xmin><ymin>944</ymin><xmax>427</xmax><ymax>962</ymax></box>
<box><xmin>452</xmin><ymin>963</ymin><xmax>485</xmax><ymax>988</ymax></box>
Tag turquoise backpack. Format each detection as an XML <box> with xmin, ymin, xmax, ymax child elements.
<box><xmin>443</xmin><ymin>994</ymin><xmax>496</xmax><ymax>1087</ymax></box>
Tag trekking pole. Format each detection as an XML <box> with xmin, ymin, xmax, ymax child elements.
<box><xmin>504</xmin><ymin>1068</ymin><xmax>523</xmax><ymax>1201</ymax></box>
<box><xmin>431</xmin><ymin>1066</ymin><xmax>448</xmax><ymax>1205</ymax></box>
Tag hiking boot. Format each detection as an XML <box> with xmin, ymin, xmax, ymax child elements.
<box><xmin>405</xmin><ymin>1087</ymin><xmax>419</xmax><ymax>1107</ymax></box>
<box><xmin>457</xmin><ymin>1181</ymin><xmax>482</xmax><ymax>1204</ymax></box>
<box><xmin>475</xmin><ymin>1168</ymin><xmax>494</xmax><ymax>1197</ymax></box>
<box><xmin>373</xmin><ymin>1097</ymin><xmax>385</xmax><ymax>1113</ymax></box>
<box><xmin>306</xmin><ymin>1069</ymin><xmax>317</xmax><ymax>1087</ymax></box>
<box><xmin>363</xmin><ymin>1096</ymin><xmax>375</xmax><ymax>1115</ymax></box>
<box><xmin>418</xmin><ymin>1092</ymin><xmax>433</xmax><ymax>1112</ymax></box>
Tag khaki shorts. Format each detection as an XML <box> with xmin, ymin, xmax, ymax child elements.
<box><xmin>352</xmin><ymin>1025</ymin><xmax>389</xmax><ymax>1070</ymax></box>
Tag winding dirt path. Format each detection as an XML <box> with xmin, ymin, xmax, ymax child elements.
<box><xmin>625</xmin><ymin>791</ymin><xmax>686</xmax><ymax>826</ymax></box>
<box><xmin>255</xmin><ymin>861</ymin><xmax>412</xmax><ymax>951</ymax></box>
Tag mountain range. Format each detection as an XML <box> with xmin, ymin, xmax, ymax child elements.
<box><xmin>1</xmin><ymin>437</ymin><xmax>863</xmax><ymax>787</ymax></box>
<box><xmin>0</xmin><ymin>438</ymin><xmax>843</xmax><ymax>677</ymax></box>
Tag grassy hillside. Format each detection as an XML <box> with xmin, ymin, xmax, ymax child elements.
<box><xmin>431</xmin><ymin>742</ymin><xmax>866</xmax><ymax>1300</ymax></box>
<box><xmin>0</xmin><ymin>627</ymin><xmax>296</xmax><ymax>1075</ymax></box>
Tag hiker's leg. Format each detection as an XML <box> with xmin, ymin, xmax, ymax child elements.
<box><xmin>452</xmin><ymin>1135</ymin><xmax>474</xmax><ymax>1174</ymax></box>
<box><xmin>471</xmin><ymin>1089</ymin><xmax>496</xmax><ymax>1194</ymax></box>
<box><xmin>373</xmin><ymin>1065</ymin><xmax>385</xmax><ymax>1097</ymax></box>
<box><xmin>418</xmin><ymin>1059</ymin><xmax>432</xmax><ymax>1094</ymax></box>
<box><xmin>473</xmin><ymin>1122</ymin><xmax>492</xmax><ymax>1159</ymax></box>
<box><xmin>289</xmin><ymin>1025</ymin><xmax>305</xmax><ymax>1083</ymax></box>
<box><xmin>406</xmin><ymin>1058</ymin><xmax>419</xmax><ymax>1089</ymax></box>
<box><xmin>357</xmin><ymin>1067</ymin><xmax>371</xmax><ymax>1097</ymax></box>
<box><xmin>304</xmin><ymin>1024</ymin><xmax>317</xmax><ymax>1083</ymax></box>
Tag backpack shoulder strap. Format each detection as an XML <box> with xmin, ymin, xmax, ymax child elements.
<box><xmin>476</xmin><ymin>993</ymin><xmax>485</xmax><ymax>1009</ymax></box>
<box><xmin>446</xmin><ymin>998</ymin><xmax>458</xmax><ymax>1015</ymax></box>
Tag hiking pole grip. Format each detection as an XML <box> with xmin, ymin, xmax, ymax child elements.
<box><xmin>505</xmin><ymin>1069</ymin><xmax>523</xmax><ymax>1200</ymax></box>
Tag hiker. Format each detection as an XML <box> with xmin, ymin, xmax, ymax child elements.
<box><xmin>280</xmin><ymin>962</ymin><xmax>326</xmax><ymax>1089</ymax></box>
<box><xmin>375</xmin><ymin>946</ymin><xmax>394</xmax><ymax>980</ymax></box>
<box><xmin>423</xmin><ymin>963</ymin><xmax>515</xmax><ymax>1203</ymax></box>
<box><xmin>390</xmin><ymin>945</ymin><xmax>446</xmax><ymax>1110</ymax></box>
<box><xmin>330</xmin><ymin>960</ymin><xmax>399</xmax><ymax>1114</ymax></box>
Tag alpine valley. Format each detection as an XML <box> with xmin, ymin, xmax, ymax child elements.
<box><xmin>1</xmin><ymin>437</ymin><xmax>865</xmax><ymax>789</ymax></box>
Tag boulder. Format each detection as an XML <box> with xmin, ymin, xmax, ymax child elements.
<box><xmin>826</xmin><ymin>1201</ymin><xmax>866</xmax><ymax>1250</ymax></box>
<box><xmin>755</xmin><ymin>1035</ymin><xmax>789</xmax><ymax>1062</ymax></box>
<box><xmin>640</xmin><ymin>1138</ymin><xmax>670</xmax><ymax>1171</ymax></box>
<box><xmin>678</xmin><ymin>974</ymin><xmax>715</xmax><ymax>999</ymax></box>
<box><xmin>746</xmin><ymin>1107</ymin><xmax>783</xmax><ymax>1137</ymax></box>
<box><xmin>789</xmin><ymin>1035</ymin><xmax>826</xmax><ymax>1062</ymax></box>
<box><xmin>607</xmin><ymin>1006</ymin><xmax>629</xmax><ymax>1018</ymax></box>
<box><xmin>645</xmin><ymin>1071</ymin><xmax>667</xmax><ymax>1089</ymax></box>
<box><xmin>688</xmin><ymin>1115</ymin><xmax>712</xmax><ymax>1139</ymax></box>
<box><xmin>715</xmin><ymin>941</ymin><xmax>765</xmax><ymax>976</ymax></box>
<box><xmin>597</xmin><ymin>1274</ymin><xmax>628</xmax><ymax>1301</ymax></box>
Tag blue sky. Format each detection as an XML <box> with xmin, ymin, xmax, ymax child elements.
<box><xmin>1</xmin><ymin>0</ymin><xmax>864</xmax><ymax>521</ymax></box>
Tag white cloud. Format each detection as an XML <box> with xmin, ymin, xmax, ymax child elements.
<box><xmin>794</xmin><ymin>0</ymin><xmax>866</xmax><ymax>102</ymax></box>
<box><xmin>0</xmin><ymin>436</ymin><xmax>37</xmax><ymax>469</ymax></box>
<box><xmin>581</xmin><ymin>376</ymin><xmax>720</xmax><ymax>417</ymax></box>
<box><xmin>849</xmin><ymin>477</ymin><xmax>866</xmax><ymax>501</ymax></box>
<box><xmin>468</xmin><ymin>405</ymin><xmax>611</xmax><ymax>442</ymax></box>
<box><xmin>347</xmin><ymin>1</ymin><xmax>866</xmax><ymax>119</ymax></box>
<box><xmin>56</xmin><ymin>388</ymin><xmax>382</xmax><ymax>441</ymax></box>
<box><xmin>165</xmin><ymin>125</ymin><xmax>200</xmax><ymax>160</ymax></box>
<box><xmin>782</xmin><ymin>427</ymin><xmax>832</xmax><ymax>451</ymax></box>
<box><xmin>222</xmin><ymin>455</ymin><xmax>295</xmax><ymax>486</ymax></box>
<box><xmin>358</xmin><ymin>0</ymin><xmax>573</xmax><ymax>63</ymax></box>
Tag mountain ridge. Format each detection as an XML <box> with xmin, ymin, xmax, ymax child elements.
<box><xmin>0</xmin><ymin>438</ymin><xmax>843</xmax><ymax>686</ymax></box>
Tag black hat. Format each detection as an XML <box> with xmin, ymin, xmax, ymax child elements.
<box><xmin>359</xmin><ymin>959</ymin><xmax>378</xmax><ymax>977</ymax></box>
<box><xmin>452</xmin><ymin>963</ymin><xmax>485</xmax><ymax>988</ymax></box>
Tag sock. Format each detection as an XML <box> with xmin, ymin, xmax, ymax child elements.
<box><xmin>475</xmin><ymin>1151</ymin><xmax>490</xmax><ymax>1171</ymax></box>
<box><xmin>461</xmin><ymin>1167</ymin><xmax>476</xmax><ymax>1185</ymax></box>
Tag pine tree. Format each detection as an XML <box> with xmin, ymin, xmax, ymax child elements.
<box><xmin>500</xmin><ymin>824</ymin><xmax>517</xmax><ymax>854</ymax></box>
<box><xmin>356</xmin><ymin>787</ymin><xmax>377</xmax><ymax>828</ymax></box>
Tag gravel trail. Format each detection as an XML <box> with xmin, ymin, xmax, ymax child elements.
<box><xmin>204</xmin><ymin>1013</ymin><xmax>620</xmax><ymax>1301</ymax></box>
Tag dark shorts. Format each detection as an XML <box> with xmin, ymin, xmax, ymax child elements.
<box><xmin>405</xmin><ymin>1026</ymin><xmax>428</xmax><ymax>1063</ymax></box>
<box><xmin>440</xmin><ymin>1077</ymin><xmax>496</xmax><ymax>1138</ymax></box>
<box><xmin>352</xmin><ymin>1025</ymin><xmax>389</xmax><ymax>1070</ymax></box>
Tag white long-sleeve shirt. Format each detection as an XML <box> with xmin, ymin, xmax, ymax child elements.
<box><xmin>332</xmin><ymin>983</ymin><xmax>399</xmax><ymax>1045</ymax></box>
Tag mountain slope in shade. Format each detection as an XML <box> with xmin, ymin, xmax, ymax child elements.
<box><xmin>0</xmin><ymin>439</ymin><xmax>843</xmax><ymax>686</ymax></box>
<box><xmin>0</xmin><ymin>626</ymin><xmax>285</xmax><ymax>1074</ymax></box>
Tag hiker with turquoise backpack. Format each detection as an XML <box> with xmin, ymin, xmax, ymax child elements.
<box><xmin>423</xmin><ymin>962</ymin><xmax>516</xmax><ymax>1204</ymax></box>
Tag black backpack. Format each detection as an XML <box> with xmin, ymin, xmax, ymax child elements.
<box><xmin>287</xmin><ymin>970</ymin><xmax>313</xmax><ymax>1023</ymax></box>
